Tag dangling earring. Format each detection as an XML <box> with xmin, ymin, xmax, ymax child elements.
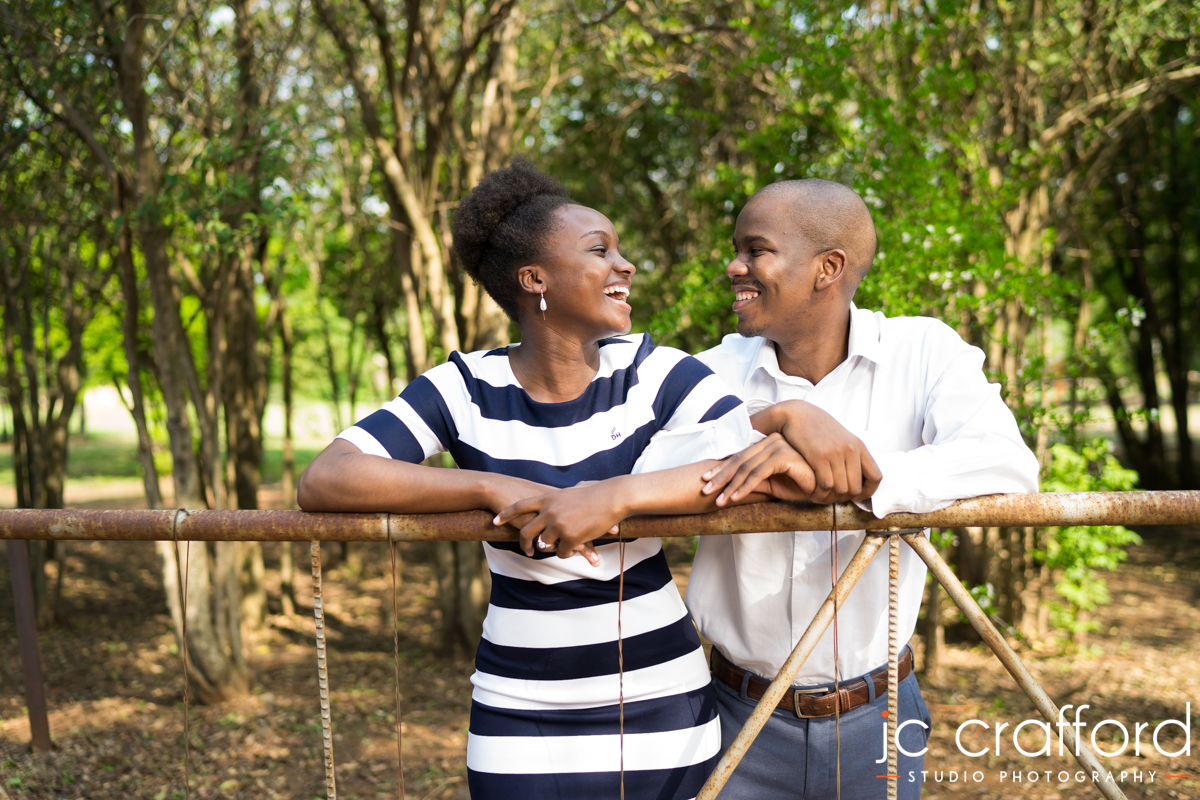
<box><xmin>540</xmin><ymin>290</ymin><xmax>547</xmax><ymax>320</ymax></box>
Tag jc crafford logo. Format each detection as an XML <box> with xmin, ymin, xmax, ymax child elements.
<box><xmin>877</xmin><ymin>703</ymin><xmax>1193</xmax><ymax>785</ymax></box>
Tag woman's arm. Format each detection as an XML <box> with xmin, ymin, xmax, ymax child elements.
<box><xmin>494</xmin><ymin>438</ymin><xmax>816</xmax><ymax>559</ymax></box>
<box><xmin>297</xmin><ymin>439</ymin><xmax>551</xmax><ymax>515</ymax></box>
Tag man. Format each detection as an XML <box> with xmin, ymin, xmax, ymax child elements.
<box><xmin>688</xmin><ymin>179</ymin><xmax>1040</xmax><ymax>799</ymax></box>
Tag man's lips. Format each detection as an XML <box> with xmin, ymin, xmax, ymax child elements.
<box><xmin>732</xmin><ymin>287</ymin><xmax>761</xmax><ymax>310</ymax></box>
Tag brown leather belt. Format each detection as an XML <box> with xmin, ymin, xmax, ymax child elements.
<box><xmin>711</xmin><ymin>646</ymin><xmax>913</xmax><ymax>718</ymax></box>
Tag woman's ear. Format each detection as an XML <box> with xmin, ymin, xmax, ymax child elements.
<box><xmin>517</xmin><ymin>265</ymin><xmax>546</xmax><ymax>296</ymax></box>
<box><xmin>813</xmin><ymin>249</ymin><xmax>848</xmax><ymax>291</ymax></box>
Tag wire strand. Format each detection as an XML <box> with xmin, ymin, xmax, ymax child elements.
<box><xmin>832</xmin><ymin>505</ymin><xmax>841</xmax><ymax>800</ymax></box>
<box><xmin>618</xmin><ymin>534</ymin><xmax>626</xmax><ymax>800</ymax></box>
<box><xmin>887</xmin><ymin>535</ymin><xmax>901</xmax><ymax>800</ymax></box>
<box><xmin>313</xmin><ymin>541</ymin><xmax>337</xmax><ymax>800</ymax></box>
<box><xmin>390</xmin><ymin>536</ymin><xmax>406</xmax><ymax>800</ymax></box>
<box><xmin>171</xmin><ymin>509</ymin><xmax>191</xmax><ymax>800</ymax></box>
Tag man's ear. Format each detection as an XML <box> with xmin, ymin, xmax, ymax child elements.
<box><xmin>516</xmin><ymin>265</ymin><xmax>546</xmax><ymax>296</ymax></box>
<box><xmin>813</xmin><ymin>249</ymin><xmax>848</xmax><ymax>292</ymax></box>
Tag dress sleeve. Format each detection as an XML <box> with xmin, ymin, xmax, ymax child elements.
<box><xmin>334</xmin><ymin>368</ymin><xmax>456</xmax><ymax>463</ymax></box>
<box><xmin>631</xmin><ymin>353</ymin><xmax>760</xmax><ymax>474</ymax></box>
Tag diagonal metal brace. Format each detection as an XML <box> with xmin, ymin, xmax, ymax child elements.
<box><xmin>902</xmin><ymin>533</ymin><xmax>1128</xmax><ymax>800</ymax></box>
<box><xmin>698</xmin><ymin>529</ymin><xmax>1130</xmax><ymax>800</ymax></box>
<box><xmin>697</xmin><ymin>532</ymin><xmax>889</xmax><ymax>800</ymax></box>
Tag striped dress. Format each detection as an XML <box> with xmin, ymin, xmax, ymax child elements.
<box><xmin>337</xmin><ymin>333</ymin><xmax>754</xmax><ymax>800</ymax></box>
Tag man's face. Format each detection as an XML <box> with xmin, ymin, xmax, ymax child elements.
<box><xmin>726</xmin><ymin>195</ymin><xmax>818</xmax><ymax>340</ymax></box>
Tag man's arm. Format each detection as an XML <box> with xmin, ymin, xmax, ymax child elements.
<box><xmin>863</xmin><ymin>347</ymin><xmax>1040</xmax><ymax>518</ymax></box>
<box><xmin>703</xmin><ymin>400</ymin><xmax>882</xmax><ymax>504</ymax></box>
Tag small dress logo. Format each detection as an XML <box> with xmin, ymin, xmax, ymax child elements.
<box><xmin>610</xmin><ymin>427</ymin><xmax>622</xmax><ymax>441</ymax></box>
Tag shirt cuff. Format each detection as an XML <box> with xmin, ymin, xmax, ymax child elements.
<box><xmin>860</xmin><ymin>450</ymin><xmax>951</xmax><ymax>518</ymax></box>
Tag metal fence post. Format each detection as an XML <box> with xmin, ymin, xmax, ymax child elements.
<box><xmin>7</xmin><ymin>539</ymin><xmax>52</xmax><ymax>752</ymax></box>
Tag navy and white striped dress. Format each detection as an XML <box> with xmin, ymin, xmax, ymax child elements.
<box><xmin>337</xmin><ymin>333</ymin><xmax>754</xmax><ymax>800</ymax></box>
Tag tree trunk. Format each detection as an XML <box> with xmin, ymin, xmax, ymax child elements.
<box><xmin>0</xmin><ymin>229</ymin><xmax>92</xmax><ymax>626</ymax></box>
<box><xmin>280</xmin><ymin>296</ymin><xmax>297</xmax><ymax>616</ymax></box>
<box><xmin>954</xmin><ymin>526</ymin><xmax>980</xmax><ymax>587</ymax></box>
<box><xmin>115</xmin><ymin>195</ymin><xmax>163</xmax><ymax>509</ymax></box>
<box><xmin>159</xmin><ymin>540</ymin><xmax>251</xmax><ymax>704</ymax></box>
<box><xmin>433</xmin><ymin>539</ymin><xmax>491</xmax><ymax>656</ymax></box>
<box><xmin>922</xmin><ymin>572</ymin><xmax>944</xmax><ymax>686</ymax></box>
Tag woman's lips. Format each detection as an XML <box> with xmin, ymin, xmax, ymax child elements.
<box><xmin>603</xmin><ymin>285</ymin><xmax>630</xmax><ymax>306</ymax></box>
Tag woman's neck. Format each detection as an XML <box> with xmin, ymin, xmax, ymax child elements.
<box><xmin>507</xmin><ymin>324</ymin><xmax>604</xmax><ymax>403</ymax></box>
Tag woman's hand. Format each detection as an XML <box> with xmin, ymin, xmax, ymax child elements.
<box><xmin>493</xmin><ymin>484</ymin><xmax>623</xmax><ymax>566</ymax></box>
<box><xmin>700</xmin><ymin>433</ymin><xmax>818</xmax><ymax>505</ymax></box>
<box><xmin>482</xmin><ymin>474</ymin><xmax>556</xmax><ymax>518</ymax></box>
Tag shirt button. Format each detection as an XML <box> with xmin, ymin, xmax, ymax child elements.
<box><xmin>799</xmin><ymin>572</ymin><xmax>809</xmax><ymax>584</ymax></box>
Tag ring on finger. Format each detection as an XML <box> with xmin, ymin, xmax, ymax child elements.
<box><xmin>535</xmin><ymin>535</ymin><xmax>555</xmax><ymax>552</ymax></box>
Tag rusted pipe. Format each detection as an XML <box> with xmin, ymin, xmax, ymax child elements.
<box><xmin>696</xmin><ymin>533</ymin><xmax>887</xmax><ymax>800</ymax></box>
<box><xmin>902</xmin><ymin>532</ymin><xmax>1129</xmax><ymax>800</ymax></box>
<box><xmin>0</xmin><ymin>492</ymin><xmax>1197</xmax><ymax>542</ymax></box>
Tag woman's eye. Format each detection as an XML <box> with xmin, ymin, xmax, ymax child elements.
<box><xmin>592</xmin><ymin>247</ymin><xmax>608</xmax><ymax>255</ymax></box>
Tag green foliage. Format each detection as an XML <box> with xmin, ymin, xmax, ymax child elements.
<box><xmin>3</xmin><ymin>0</ymin><xmax>1195</xmax><ymax>635</ymax></box>
<box><xmin>1036</xmin><ymin>440</ymin><xmax>1143</xmax><ymax>635</ymax></box>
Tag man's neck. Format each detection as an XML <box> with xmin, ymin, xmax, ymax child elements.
<box><xmin>771</xmin><ymin>306</ymin><xmax>852</xmax><ymax>385</ymax></box>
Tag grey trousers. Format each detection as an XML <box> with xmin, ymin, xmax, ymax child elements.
<box><xmin>711</xmin><ymin>657</ymin><xmax>932</xmax><ymax>800</ymax></box>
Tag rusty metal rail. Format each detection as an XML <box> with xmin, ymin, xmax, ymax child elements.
<box><xmin>1</xmin><ymin>491</ymin><xmax>1198</xmax><ymax>542</ymax></box>
<box><xmin>5</xmin><ymin>490</ymin><xmax>1196</xmax><ymax>800</ymax></box>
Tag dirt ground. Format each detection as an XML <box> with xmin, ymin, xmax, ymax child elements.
<box><xmin>1</xmin><ymin>526</ymin><xmax>1199</xmax><ymax>800</ymax></box>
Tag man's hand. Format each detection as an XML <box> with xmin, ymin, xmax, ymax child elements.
<box><xmin>700</xmin><ymin>433</ymin><xmax>818</xmax><ymax>505</ymax></box>
<box><xmin>752</xmin><ymin>400</ymin><xmax>882</xmax><ymax>503</ymax></box>
<box><xmin>493</xmin><ymin>484</ymin><xmax>621</xmax><ymax>566</ymax></box>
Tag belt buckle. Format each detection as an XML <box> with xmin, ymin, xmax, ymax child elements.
<box><xmin>792</xmin><ymin>687</ymin><xmax>829</xmax><ymax>719</ymax></box>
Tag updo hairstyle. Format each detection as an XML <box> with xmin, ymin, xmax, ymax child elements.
<box><xmin>452</xmin><ymin>157</ymin><xmax>574</xmax><ymax>320</ymax></box>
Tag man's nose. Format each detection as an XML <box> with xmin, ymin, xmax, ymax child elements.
<box><xmin>726</xmin><ymin>254</ymin><xmax>748</xmax><ymax>280</ymax></box>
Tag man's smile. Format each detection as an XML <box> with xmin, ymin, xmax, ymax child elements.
<box><xmin>732</xmin><ymin>285</ymin><xmax>761</xmax><ymax>310</ymax></box>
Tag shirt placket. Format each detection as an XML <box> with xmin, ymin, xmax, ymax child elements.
<box><xmin>783</xmin><ymin>373</ymin><xmax>849</xmax><ymax>683</ymax></box>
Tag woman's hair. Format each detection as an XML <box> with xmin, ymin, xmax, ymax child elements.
<box><xmin>452</xmin><ymin>157</ymin><xmax>574</xmax><ymax>320</ymax></box>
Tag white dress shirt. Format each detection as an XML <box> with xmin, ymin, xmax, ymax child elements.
<box><xmin>688</xmin><ymin>304</ymin><xmax>1040</xmax><ymax>684</ymax></box>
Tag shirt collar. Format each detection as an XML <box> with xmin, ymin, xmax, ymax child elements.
<box><xmin>845</xmin><ymin>302</ymin><xmax>884</xmax><ymax>366</ymax></box>
<box><xmin>749</xmin><ymin>302</ymin><xmax>884</xmax><ymax>385</ymax></box>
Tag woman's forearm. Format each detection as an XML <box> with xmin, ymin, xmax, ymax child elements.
<box><xmin>297</xmin><ymin>439</ymin><xmax>541</xmax><ymax>514</ymax></box>
<box><xmin>611</xmin><ymin>460</ymin><xmax>770</xmax><ymax>518</ymax></box>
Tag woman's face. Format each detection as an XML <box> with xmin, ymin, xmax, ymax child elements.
<box><xmin>525</xmin><ymin>204</ymin><xmax>637</xmax><ymax>339</ymax></box>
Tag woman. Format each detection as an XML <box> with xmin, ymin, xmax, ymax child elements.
<box><xmin>298</xmin><ymin>158</ymin><xmax>804</xmax><ymax>799</ymax></box>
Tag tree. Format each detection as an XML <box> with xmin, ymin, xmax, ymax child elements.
<box><xmin>0</xmin><ymin>94</ymin><xmax>116</xmax><ymax>623</ymax></box>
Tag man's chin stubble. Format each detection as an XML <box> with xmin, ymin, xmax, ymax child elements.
<box><xmin>735</xmin><ymin>317</ymin><xmax>767</xmax><ymax>339</ymax></box>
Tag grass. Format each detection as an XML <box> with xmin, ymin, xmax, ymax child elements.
<box><xmin>0</xmin><ymin>435</ymin><xmax>322</xmax><ymax>488</ymax></box>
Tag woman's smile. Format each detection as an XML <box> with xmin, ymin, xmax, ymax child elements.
<box><xmin>603</xmin><ymin>282</ymin><xmax>631</xmax><ymax>308</ymax></box>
